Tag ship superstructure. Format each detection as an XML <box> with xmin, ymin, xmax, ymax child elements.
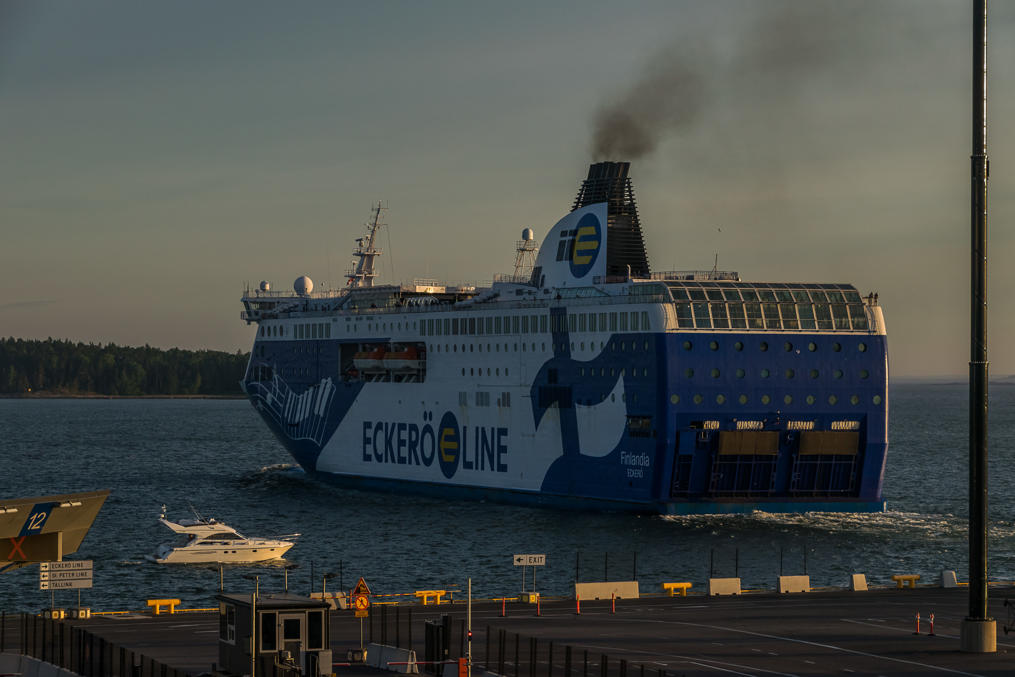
<box><xmin>240</xmin><ymin>162</ymin><xmax>888</xmax><ymax>513</ymax></box>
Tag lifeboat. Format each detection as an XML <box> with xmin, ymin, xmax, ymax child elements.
<box><xmin>353</xmin><ymin>345</ymin><xmax>386</xmax><ymax>371</ymax></box>
<box><xmin>383</xmin><ymin>344</ymin><xmax>424</xmax><ymax>373</ymax></box>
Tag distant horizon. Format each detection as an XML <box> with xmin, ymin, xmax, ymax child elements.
<box><xmin>5</xmin><ymin>333</ymin><xmax>1012</xmax><ymax>386</ymax></box>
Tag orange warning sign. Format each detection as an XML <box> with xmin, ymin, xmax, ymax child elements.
<box><xmin>351</xmin><ymin>577</ymin><xmax>372</xmax><ymax>596</ymax></box>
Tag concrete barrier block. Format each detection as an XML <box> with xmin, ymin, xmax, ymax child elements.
<box><xmin>574</xmin><ymin>581</ymin><xmax>640</xmax><ymax>600</ymax></box>
<box><xmin>941</xmin><ymin>570</ymin><xmax>959</xmax><ymax>588</ymax></box>
<box><xmin>708</xmin><ymin>578</ymin><xmax>741</xmax><ymax>596</ymax></box>
<box><xmin>366</xmin><ymin>643</ymin><xmax>418</xmax><ymax>673</ymax></box>
<box><xmin>310</xmin><ymin>591</ymin><xmax>348</xmax><ymax>609</ymax></box>
<box><xmin>850</xmin><ymin>574</ymin><xmax>868</xmax><ymax>591</ymax></box>
<box><xmin>0</xmin><ymin>655</ymin><xmax>21</xmax><ymax>674</ymax></box>
<box><xmin>778</xmin><ymin>575</ymin><xmax>810</xmax><ymax>593</ymax></box>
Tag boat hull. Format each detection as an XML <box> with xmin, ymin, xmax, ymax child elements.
<box><xmin>154</xmin><ymin>542</ymin><xmax>294</xmax><ymax>564</ymax></box>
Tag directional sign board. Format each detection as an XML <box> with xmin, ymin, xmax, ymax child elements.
<box><xmin>513</xmin><ymin>554</ymin><xmax>546</xmax><ymax>566</ymax></box>
<box><xmin>39</xmin><ymin>560</ymin><xmax>93</xmax><ymax>590</ymax></box>
<box><xmin>40</xmin><ymin>560</ymin><xmax>93</xmax><ymax>572</ymax></box>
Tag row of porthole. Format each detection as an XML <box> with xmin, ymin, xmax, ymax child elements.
<box><xmin>686</xmin><ymin>368</ymin><xmax>871</xmax><ymax>379</ymax></box>
<box><xmin>669</xmin><ymin>393</ymin><xmax>884</xmax><ymax>406</ymax></box>
<box><xmin>579</xmin><ymin>366</ymin><xmax>651</xmax><ymax>378</ymax></box>
<box><xmin>683</xmin><ymin>340</ymin><xmax>868</xmax><ymax>353</ymax></box>
<box><xmin>462</xmin><ymin>367</ymin><xmax>509</xmax><ymax>377</ymax></box>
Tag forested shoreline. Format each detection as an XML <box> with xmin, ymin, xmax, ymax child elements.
<box><xmin>0</xmin><ymin>337</ymin><xmax>249</xmax><ymax>396</ymax></box>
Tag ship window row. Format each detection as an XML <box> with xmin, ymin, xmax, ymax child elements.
<box><xmin>461</xmin><ymin>366</ymin><xmax>510</xmax><ymax>378</ymax></box>
<box><xmin>673</xmin><ymin>301</ymin><xmax>869</xmax><ymax>331</ymax></box>
<box><xmin>260</xmin><ymin>323</ymin><xmax>333</xmax><ymax>339</ymax></box>
<box><xmin>668</xmin><ymin>393</ymin><xmax>883</xmax><ymax>406</ymax></box>
<box><xmin>577</xmin><ymin>366</ymin><xmax>651</xmax><ymax>379</ymax></box>
<box><xmin>666</xmin><ymin>282</ymin><xmax>863</xmax><ymax>304</ymax></box>
<box><xmin>427</xmin><ymin>337</ymin><xmax>652</xmax><ymax>356</ymax></box>
<box><xmin>418</xmin><ymin>312</ymin><xmax>652</xmax><ymax>337</ymax></box>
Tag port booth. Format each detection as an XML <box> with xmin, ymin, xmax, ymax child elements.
<box><xmin>216</xmin><ymin>592</ymin><xmax>332</xmax><ymax>677</ymax></box>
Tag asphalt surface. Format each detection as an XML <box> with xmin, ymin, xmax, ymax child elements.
<box><xmin>7</xmin><ymin>588</ymin><xmax>1015</xmax><ymax>676</ymax></box>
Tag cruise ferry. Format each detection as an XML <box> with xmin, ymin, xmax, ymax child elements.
<box><xmin>240</xmin><ymin>162</ymin><xmax>887</xmax><ymax>514</ymax></box>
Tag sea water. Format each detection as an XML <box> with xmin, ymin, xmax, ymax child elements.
<box><xmin>1</xmin><ymin>382</ymin><xmax>1013</xmax><ymax>612</ymax></box>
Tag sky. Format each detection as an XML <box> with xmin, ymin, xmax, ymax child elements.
<box><xmin>1</xmin><ymin>1</ymin><xmax>1014</xmax><ymax>379</ymax></box>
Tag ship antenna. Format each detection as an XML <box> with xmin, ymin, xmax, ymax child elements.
<box><xmin>512</xmin><ymin>228</ymin><xmax>538</xmax><ymax>282</ymax></box>
<box><xmin>712</xmin><ymin>227</ymin><xmax>722</xmax><ymax>277</ymax></box>
<box><xmin>346</xmin><ymin>202</ymin><xmax>386</xmax><ymax>288</ymax></box>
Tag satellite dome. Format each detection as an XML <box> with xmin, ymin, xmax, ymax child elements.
<box><xmin>522</xmin><ymin>228</ymin><xmax>535</xmax><ymax>242</ymax></box>
<box><xmin>294</xmin><ymin>275</ymin><xmax>314</xmax><ymax>296</ymax></box>
<box><xmin>259</xmin><ymin>280</ymin><xmax>270</xmax><ymax>292</ymax></box>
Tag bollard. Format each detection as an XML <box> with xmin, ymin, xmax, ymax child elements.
<box><xmin>913</xmin><ymin>612</ymin><xmax>920</xmax><ymax>635</ymax></box>
<box><xmin>929</xmin><ymin>613</ymin><xmax>935</xmax><ymax>636</ymax></box>
<box><xmin>502</xmin><ymin>598</ymin><xmax>507</xmax><ymax>618</ymax></box>
<box><xmin>537</xmin><ymin>596</ymin><xmax>541</xmax><ymax>617</ymax></box>
<box><xmin>611</xmin><ymin>593</ymin><xmax>616</xmax><ymax>615</ymax></box>
<box><xmin>576</xmin><ymin>594</ymin><xmax>581</xmax><ymax>616</ymax></box>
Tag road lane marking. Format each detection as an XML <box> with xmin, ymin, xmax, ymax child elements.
<box><xmin>638</xmin><ymin>618</ymin><xmax>986</xmax><ymax>676</ymax></box>
<box><xmin>580</xmin><ymin>643</ymin><xmax>798</xmax><ymax>677</ymax></box>
<box><xmin>683</xmin><ymin>660</ymin><xmax>756</xmax><ymax>676</ymax></box>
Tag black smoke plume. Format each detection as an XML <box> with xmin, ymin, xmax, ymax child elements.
<box><xmin>590</xmin><ymin>3</ymin><xmax>869</xmax><ymax>161</ymax></box>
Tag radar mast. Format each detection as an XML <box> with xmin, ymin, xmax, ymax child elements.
<box><xmin>346</xmin><ymin>202</ymin><xmax>386</xmax><ymax>288</ymax></box>
<box><xmin>512</xmin><ymin>228</ymin><xmax>538</xmax><ymax>281</ymax></box>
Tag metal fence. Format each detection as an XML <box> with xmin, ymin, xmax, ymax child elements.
<box><xmin>478</xmin><ymin>625</ymin><xmax>668</xmax><ymax>677</ymax></box>
<box><xmin>1</xmin><ymin>611</ymin><xmax>186</xmax><ymax>677</ymax></box>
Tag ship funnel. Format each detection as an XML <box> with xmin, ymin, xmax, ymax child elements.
<box><xmin>573</xmin><ymin>161</ymin><xmax>650</xmax><ymax>278</ymax></box>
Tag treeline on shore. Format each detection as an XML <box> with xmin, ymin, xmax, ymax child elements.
<box><xmin>0</xmin><ymin>337</ymin><xmax>249</xmax><ymax>396</ymax></box>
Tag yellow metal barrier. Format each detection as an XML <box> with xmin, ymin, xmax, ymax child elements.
<box><xmin>146</xmin><ymin>598</ymin><xmax>182</xmax><ymax>615</ymax></box>
<box><xmin>414</xmin><ymin>590</ymin><xmax>447</xmax><ymax>606</ymax></box>
<box><xmin>662</xmin><ymin>582</ymin><xmax>692</xmax><ymax>597</ymax></box>
<box><xmin>891</xmin><ymin>574</ymin><xmax>920</xmax><ymax>589</ymax></box>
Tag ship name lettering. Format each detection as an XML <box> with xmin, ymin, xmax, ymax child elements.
<box><xmin>361</xmin><ymin>420</ymin><xmax>508</xmax><ymax>472</ymax></box>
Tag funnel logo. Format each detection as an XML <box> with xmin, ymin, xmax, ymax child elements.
<box><xmin>437</xmin><ymin>411</ymin><xmax>461</xmax><ymax>479</ymax></box>
<box><xmin>569</xmin><ymin>213</ymin><xmax>601</xmax><ymax>278</ymax></box>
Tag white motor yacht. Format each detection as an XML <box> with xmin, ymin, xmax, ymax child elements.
<box><xmin>151</xmin><ymin>506</ymin><xmax>297</xmax><ymax>564</ymax></box>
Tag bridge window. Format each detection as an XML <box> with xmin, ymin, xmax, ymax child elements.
<box><xmin>745</xmin><ymin>302</ymin><xmax>763</xmax><ymax>329</ymax></box>
<box><xmin>711</xmin><ymin>303</ymin><xmax>729</xmax><ymax>329</ymax></box>
<box><xmin>692</xmin><ymin>302</ymin><xmax>710</xmax><ymax>328</ymax></box>
<box><xmin>729</xmin><ymin>304</ymin><xmax>747</xmax><ymax>328</ymax></box>
<box><xmin>675</xmin><ymin>303</ymin><xmax>693</xmax><ymax>327</ymax></box>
